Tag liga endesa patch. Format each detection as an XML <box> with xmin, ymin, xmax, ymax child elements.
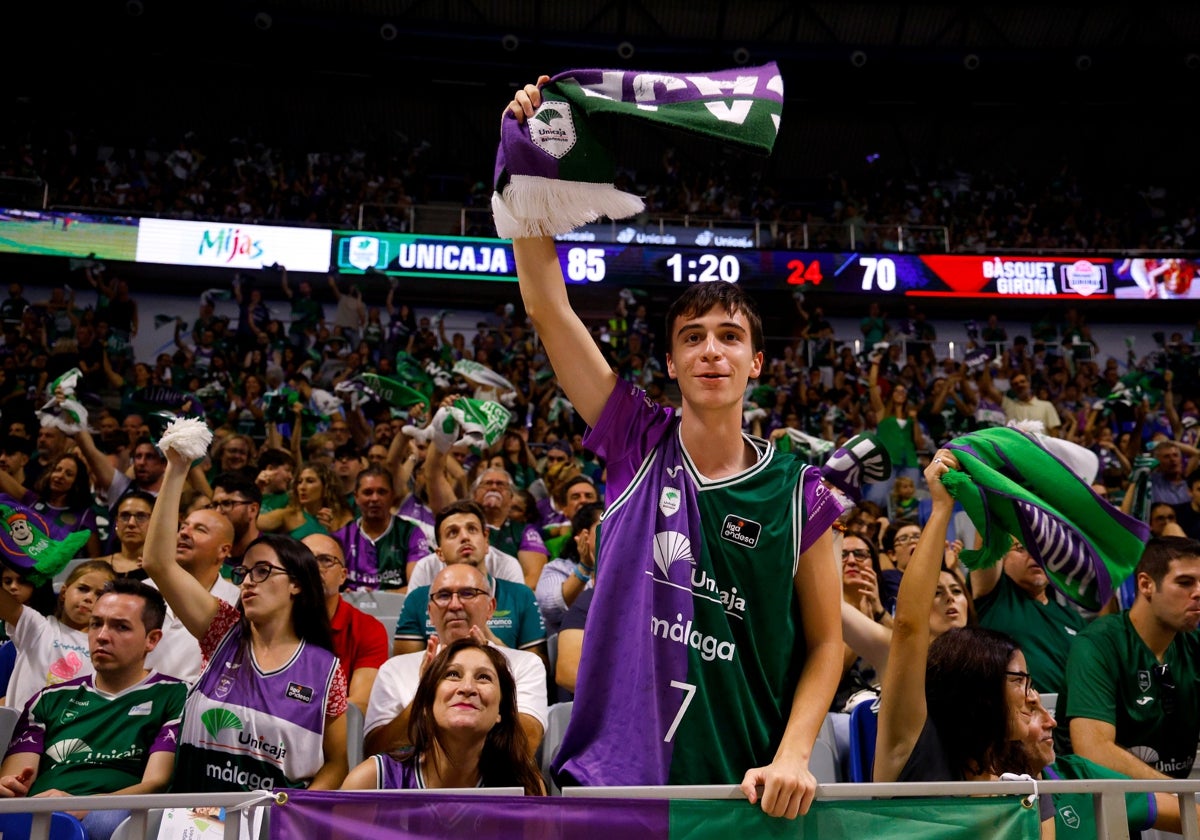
<box><xmin>720</xmin><ymin>514</ymin><xmax>761</xmax><ymax>548</ymax></box>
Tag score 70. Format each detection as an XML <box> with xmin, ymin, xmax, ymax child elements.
<box><xmin>787</xmin><ymin>256</ymin><xmax>898</xmax><ymax>290</ymax></box>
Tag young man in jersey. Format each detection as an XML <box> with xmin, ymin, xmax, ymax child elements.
<box><xmin>1059</xmin><ymin>536</ymin><xmax>1200</xmax><ymax>779</ymax></box>
<box><xmin>333</xmin><ymin>465</ymin><xmax>430</xmax><ymax>590</ymax></box>
<box><xmin>505</xmin><ymin>81</ymin><xmax>843</xmax><ymax>820</ymax></box>
<box><xmin>0</xmin><ymin>579</ymin><xmax>187</xmax><ymax>837</ymax></box>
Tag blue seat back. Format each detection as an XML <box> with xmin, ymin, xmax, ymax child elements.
<box><xmin>847</xmin><ymin>696</ymin><xmax>880</xmax><ymax>783</ymax></box>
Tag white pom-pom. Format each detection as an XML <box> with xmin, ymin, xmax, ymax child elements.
<box><xmin>1007</xmin><ymin>418</ymin><xmax>1046</xmax><ymax>436</ymax></box>
<box><xmin>157</xmin><ymin>417</ymin><xmax>213</xmax><ymax>462</ymax></box>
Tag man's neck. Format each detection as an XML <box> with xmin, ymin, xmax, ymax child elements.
<box><xmin>326</xmin><ymin>595</ymin><xmax>342</xmax><ymax>620</ymax></box>
<box><xmin>1129</xmin><ymin>601</ymin><xmax>1176</xmax><ymax>659</ymax></box>
<box><xmin>680</xmin><ymin>411</ymin><xmax>753</xmax><ymax>479</ymax></box>
<box><xmin>193</xmin><ymin>566</ymin><xmax>220</xmax><ymax>593</ymax></box>
<box><xmin>233</xmin><ymin>528</ymin><xmax>260</xmax><ymax>556</ymax></box>
<box><xmin>483</xmin><ymin>507</ymin><xmax>506</xmax><ymax>527</ymax></box>
<box><xmin>361</xmin><ymin>515</ymin><xmax>390</xmax><ymax>539</ymax></box>
<box><xmin>95</xmin><ymin>667</ymin><xmax>150</xmax><ymax>696</ymax></box>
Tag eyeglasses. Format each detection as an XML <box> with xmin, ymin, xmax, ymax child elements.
<box><xmin>314</xmin><ymin>553</ymin><xmax>344</xmax><ymax>569</ymax></box>
<box><xmin>1155</xmin><ymin>664</ymin><xmax>1178</xmax><ymax>716</ymax></box>
<box><xmin>893</xmin><ymin>533</ymin><xmax>921</xmax><ymax>546</ymax></box>
<box><xmin>230</xmin><ymin>564</ymin><xmax>292</xmax><ymax>586</ymax></box>
<box><xmin>209</xmin><ymin>499</ymin><xmax>253</xmax><ymax>512</ymax></box>
<box><xmin>841</xmin><ymin>548</ymin><xmax>871</xmax><ymax>562</ymax></box>
<box><xmin>429</xmin><ymin>587</ymin><xmax>487</xmax><ymax>607</ymax></box>
<box><xmin>116</xmin><ymin>511</ymin><xmax>151</xmax><ymax>524</ymax></box>
<box><xmin>1006</xmin><ymin>670</ymin><xmax>1034</xmax><ymax>698</ymax></box>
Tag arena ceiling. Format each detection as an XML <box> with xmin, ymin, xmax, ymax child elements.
<box><xmin>35</xmin><ymin>1</ymin><xmax>1200</xmax><ymax>103</ymax></box>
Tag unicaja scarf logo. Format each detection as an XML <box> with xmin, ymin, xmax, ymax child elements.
<box><xmin>529</xmin><ymin>101</ymin><xmax>577</xmax><ymax>159</ymax></box>
<box><xmin>201</xmin><ymin>708</ymin><xmax>244</xmax><ymax>739</ymax></box>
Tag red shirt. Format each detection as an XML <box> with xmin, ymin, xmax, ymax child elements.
<box><xmin>329</xmin><ymin>597</ymin><xmax>389</xmax><ymax>685</ymax></box>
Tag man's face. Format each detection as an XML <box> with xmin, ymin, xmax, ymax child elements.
<box><xmin>427</xmin><ymin>564</ymin><xmax>495</xmax><ymax>643</ymax></box>
<box><xmin>1156</xmin><ymin>445</ymin><xmax>1183</xmax><ymax>479</ymax></box>
<box><xmin>123</xmin><ymin>415</ymin><xmax>145</xmax><ymax>442</ymax></box>
<box><xmin>132</xmin><ymin>444</ymin><xmax>166</xmax><ymax>486</ymax></box>
<box><xmin>666</xmin><ymin>305</ymin><xmax>763</xmax><ymax>412</ymax></box>
<box><xmin>210</xmin><ymin>487</ymin><xmax>259</xmax><ymax>540</ymax></box>
<box><xmin>90</xmin><ymin>593</ymin><xmax>157</xmax><ymax>674</ymax></box>
<box><xmin>355</xmin><ymin>475</ymin><xmax>394</xmax><ymax>523</ymax></box>
<box><xmin>328</xmin><ymin>420</ymin><xmax>350</xmax><ymax>445</ymax></box>
<box><xmin>0</xmin><ymin>448</ymin><xmax>27</xmax><ymax>477</ymax></box>
<box><xmin>1143</xmin><ymin>555</ymin><xmax>1200</xmax><ymax>634</ymax></box>
<box><xmin>366</xmin><ymin>445</ymin><xmax>388</xmax><ymax>466</ymax></box>
<box><xmin>1150</xmin><ymin>505</ymin><xmax>1178</xmax><ymax>536</ymax></box>
<box><xmin>1191</xmin><ymin>480</ymin><xmax>1200</xmax><ymax>511</ymax></box>
<box><xmin>97</xmin><ymin>416</ymin><xmax>120</xmax><ymax>436</ymax></box>
<box><xmin>303</xmin><ymin>534</ymin><xmax>347</xmax><ymax>600</ymax></box>
<box><xmin>1002</xmin><ymin>540</ymin><xmax>1048</xmax><ymax>597</ymax></box>
<box><xmin>436</xmin><ymin>512</ymin><xmax>490</xmax><ymax>567</ymax></box>
<box><xmin>1009</xmin><ymin>374</ymin><xmax>1032</xmax><ymax>401</ymax></box>
<box><xmin>473</xmin><ymin>470</ymin><xmax>512</xmax><ymax>514</ymax></box>
<box><xmin>334</xmin><ymin>452</ymin><xmax>361</xmax><ymax>483</ymax></box>
<box><xmin>36</xmin><ymin>425</ymin><xmax>65</xmax><ymax>457</ymax></box>
<box><xmin>221</xmin><ymin>439</ymin><xmax>251</xmax><ymax>472</ymax></box>
<box><xmin>176</xmin><ymin>509</ymin><xmax>232</xmax><ymax>573</ymax></box>
<box><xmin>562</xmin><ymin>481</ymin><xmax>598</xmax><ymax>519</ymax></box>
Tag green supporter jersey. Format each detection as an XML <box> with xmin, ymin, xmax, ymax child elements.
<box><xmin>17</xmin><ymin>673</ymin><xmax>187</xmax><ymax>796</ymax></box>
<box><xmin>259</xmin><ymin>492</ymin><xmax>290</xmax><ymax>513</ymax></box>
<box><xmin>1059</xmin><ymin>611</ymin><xmax>1200</xmax><ymax>778</ymax></box>
<box><xmin>1046</xmin><ymin>754</ymin><xmax>1154</xmax><ymax>837</ymax></box>
<box><xmin>976</xmin><ymin>572</ymin><xmax>1086</xmax><ymax>694</ymax></box>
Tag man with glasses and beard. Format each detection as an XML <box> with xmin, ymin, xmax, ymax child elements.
<box><xmin>1059</xmin><ymin>537</ymin><xmax>1200</xmax><ymax>779</ymax></box>
<box><xmin>209</xmin><ymin>473</ymin><xmax>262</xmax><ymax>572</ymax></box>
<box><xmin>362</xmin><ymin>561</ymin><xmax>546</xmax><ymax>758</ymax></box>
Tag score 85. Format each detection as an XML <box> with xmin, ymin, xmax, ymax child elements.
<box><xmin>858</xmin><ymin>256</ymin><xmax>897</xmax><ymax>291</ymax></box>
<box><xmin>565</xmin><ymin>248</ymin><xmax>607</xmax><ymax>282</ymax></box>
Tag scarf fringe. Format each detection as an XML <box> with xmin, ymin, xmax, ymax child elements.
<box><xmin>492</xmin><ymin>176</ymin><xmax>645</xmax><ymax>239</ymax></box>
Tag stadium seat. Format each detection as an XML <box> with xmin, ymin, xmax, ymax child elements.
<box><xmin>539</xmin><ymin>701</ymin><xmax>572</xmax><ymax>796</ymax></box>
<box><xmin>346</xmin><ymin>702</ymin><xmax>365</xmax><ymax>769</ymax></box>
<box><xmin>847</xmin><ymin>696</ymin><xmax>880</xmax><ymax>783</ymax></box>
<box><xmin>0</xmin><ymin>705</ymin><xmax>21</xmax><ymax>751</ymax></box>
<box><xmin>811</xmin><ymin>713</ymin><xmax>842</xmax><ymax>783</ymax></box>
<box><xmin>0</xmin><ymin>812</ymin><xmax>87</xmax><ymax>840</ymax></box>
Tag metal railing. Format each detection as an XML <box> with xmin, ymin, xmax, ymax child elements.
<box><xmin>2</xmin><ymin>778</ymin><xmax>1197</xmax><ymax>840</ymax></box>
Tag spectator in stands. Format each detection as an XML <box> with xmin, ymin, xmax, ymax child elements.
<box><xmin>1</xmin><ymin>560</ymin><xmax>115</xmax><ymax>710</ymax></box>
<box><xmin>209</xmin><ymin>472</ymin><xmax>262</xmax><ymax>570</ymax></box>
<box><xmin>348</xmin><ymin>637</ymin><xmax>544</xmax><ymax>794</ymax></box>
<box><xmin>255</xmin><ymin>448</ymin><xmax>296</xmax><ymax>512</ymax></box>
<box><xmin>1149</xmin><ymin>440</ymin><xmax>1190</xmax><ymax>505</ymax></box>
<box><xmin>331</xmin><ymin>442</ymin><xmax>363</xmax><ymax>501</ymax></box>
<box><xmin>535</xmin><ymin>501</ymin><xmax>602</xmax><ymax>636</ymax></box>
<box><xmin>256</xmin><ymin>460</ymin><xmax>353</xmax><ymax>539</ymax></box>
<box><xmin>874</xmin><ymin>454</ymin><xmax>1042</xmax><ymax>817</ymax></box>
<box><xmin>281</xmin><ymin>267</ymin><xmax>323</xmax><ymax>350</ymax></box>
<box><xmin>333</xmin><ymin>465</ymin><xmax>430</xmax><ymax>590</ymax></box>
<box><xmin>208</xmin><ymin>434</ymin><xmax>256</xmax><ymax>483</ymax></box>
<box><xmin>363</xmin><ymin>563</ymin><xmax>546</xmax><ymax>758</ymax></box>
<box><xmin>395</xmin><ymin>500</ymin><xmax>544</xmax><ymax>659</ymax></box>
<box><xmin>0</xmin><ymin>580</ymin><xmax>187</xmax><ymax>840</ymax></box>
<box><xmin>1059</xmin><ymin>536</ymin><xmax>1200</xmax><ymax>780</ymax></box>
<box><xmin>0</xmin><ymin>567</ymin><xmax>56</xmax><ymax>696</ymax></box>
<box><xmin>499</xmin><ymin>430</ymin><xmax>540</xmax><ymax>492</ymax></box>
<box><xmin>97</xmin><ymin>491</ymin><xmax>155</xmax><ymax>580</ymax></box>
<box><xmin>539</xmin><ymin>475</ymin><xmax>599</xmax><ymax>557</ymax></box>
<box><xmin>455</xmin><ymin>465</ymin><xmax>548</xmax><ymax>591</ymax></box>
<box><xmin>1174</xmin><ymin>470</ymin><xmax>1200</xmax><ymax>538</ymax></box>
<box><xmin>0</xmin><ymin>451</ymin><xmax>99</xmax><ymax>557</ymax></box>
<box><xmin>1149</xmin><ymin>502</ymin><xmax>1186</xmax><ymax>538</ymax></box>
<box><xmin>0</xmin><ymin>434</ymin><xmax>32</xmax><ymax>489</ymax></box>
<box><xmin>969</xmin><ymin>537</ymin><xmax>1087</xmax><ymax>695</ymax></box>
<box><xmin>25</xmin><ymin>423</ymin><xmax>70</xmax><ymax>490</ymax></box>
<box><xmin>980</xmin><ymin>370</ymin><xmax>1062</xmax><ymax>436</ymax></box>
<box><xmin>302</xmin><ymin>533</ymin><xmax>387</xmax><ymax>715</ymax></box>
<box><xmin>143</xmin><ymin>446</ymin><xmax>348</xmax><ymax>791</ymax></box>
<box><xmin>866</xmin><ymin>356</ymin><xmax>928</xmax><ymax>507</ymax></box>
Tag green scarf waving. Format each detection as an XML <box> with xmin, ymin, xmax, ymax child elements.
<box><xmin>943</xmin><ymin>427</ymin><xmax>1149</xmax><ymax>610</ymax></box>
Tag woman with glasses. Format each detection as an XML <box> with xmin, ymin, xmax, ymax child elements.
<box><xmin>97</xmin><ymin>491</ymin><xmax>156</xmax><ymax>580</ymax></box>
<box><xmin>342</xmin><ymin>637</ymin><xmax>544</xmax><ymax>794</ymax></box>
<box><xmin>874</xmin><ymin>451</ymin><xmax>1042</xmax><ymax>819</ymax></box>
<box><xmin>143</xmin><ymin>447</ymin><xmax>348</xmax><ymax>792</ymax></box>
<box><xmin>0</xmin><ymin>452</ymin><xmax>100</xmax><ymax>559</ymax></box>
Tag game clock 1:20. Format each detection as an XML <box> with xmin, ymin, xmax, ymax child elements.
<box><xmin>665</xmin><ymin>252</ymin><xmax>741</xmax><ymax>283</ymax></box>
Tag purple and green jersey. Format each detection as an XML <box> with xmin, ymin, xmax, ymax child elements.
<box><xmin>552</xmin><ymin>383</ymin><xmax>843</xmax><ymax>786</ymax></box>
<box><xmin>334</xmin><ymin>516</ymin><xmax>432</xmax><ymax>590</ymax></box>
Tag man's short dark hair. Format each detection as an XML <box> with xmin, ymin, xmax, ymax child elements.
<box><xmin>100</xmin><ymin>578</ymin><xmax>167</xmax><ymax>632</ymax></box>
<box><xmin>212</xmin><ymin>472</ymin><xmax>263</xmax><ymax>505</ymax></box>
<box><xmin>1187</xmin><ymin>468</ymin><xmax>1200</xmax><ymax>490</ymax></box>
<box><xmin>257</xmin><ymin>448</ymin><xmax>295</xmax><ymax>471</ymax></box>
<box><xmin>354</xmin><ymin>464</ymin><xmax>394</xmax><ymax>492</ymax></box>
<box><xmin>1136</xmin><ymin>536</ymin><xmax>1200</xmax><ymax>588</ymax></box>
<box><xmin>665</xmin><ymin>282</ymin><xmax>764</xmax><ymax>355</ymax></box>
<box><xmin>435</xmin><ymin>499</ymin><xmax>487</xmax><ymax>545</ymax></box>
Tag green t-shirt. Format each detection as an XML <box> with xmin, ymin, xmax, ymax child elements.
<box><xmin>259</xmin><ymin>492</ymin><xmax>290</xmax><ymax>513</ymax></box>
<box><xmin>977</xmin><ymin>572</ymin><xmax>1086</xmax><ymax>694</ymax></box>
<box><xmin>1059</xmin><ymin>611</ymin><xmax>1200</xmax><ymax>778</ymax></box>
<box><xmin>18</xmin><ymin>673</ymin><xmax>187</xmax><ymax>796</ymax></box>
<box><xmin>1046</xmin><ymin>754</ymin><xmax>1153</xmax><ymax>837</ymax></box>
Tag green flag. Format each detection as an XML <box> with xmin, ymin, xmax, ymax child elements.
<box><xmin>393</xmin><ymin>351</ymin><xmax>435</xmax><ymax>398</ymax></box>
<box><xmin>361</xmin><ymin>373</ymin><xmax>430</xmax><ymax>411</ymax></box>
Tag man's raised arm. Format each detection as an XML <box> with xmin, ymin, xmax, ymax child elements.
<box><xmin>506</xmin><ymin>79</ymin><xmax>617</xmax><ymax>428</ymax></box>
